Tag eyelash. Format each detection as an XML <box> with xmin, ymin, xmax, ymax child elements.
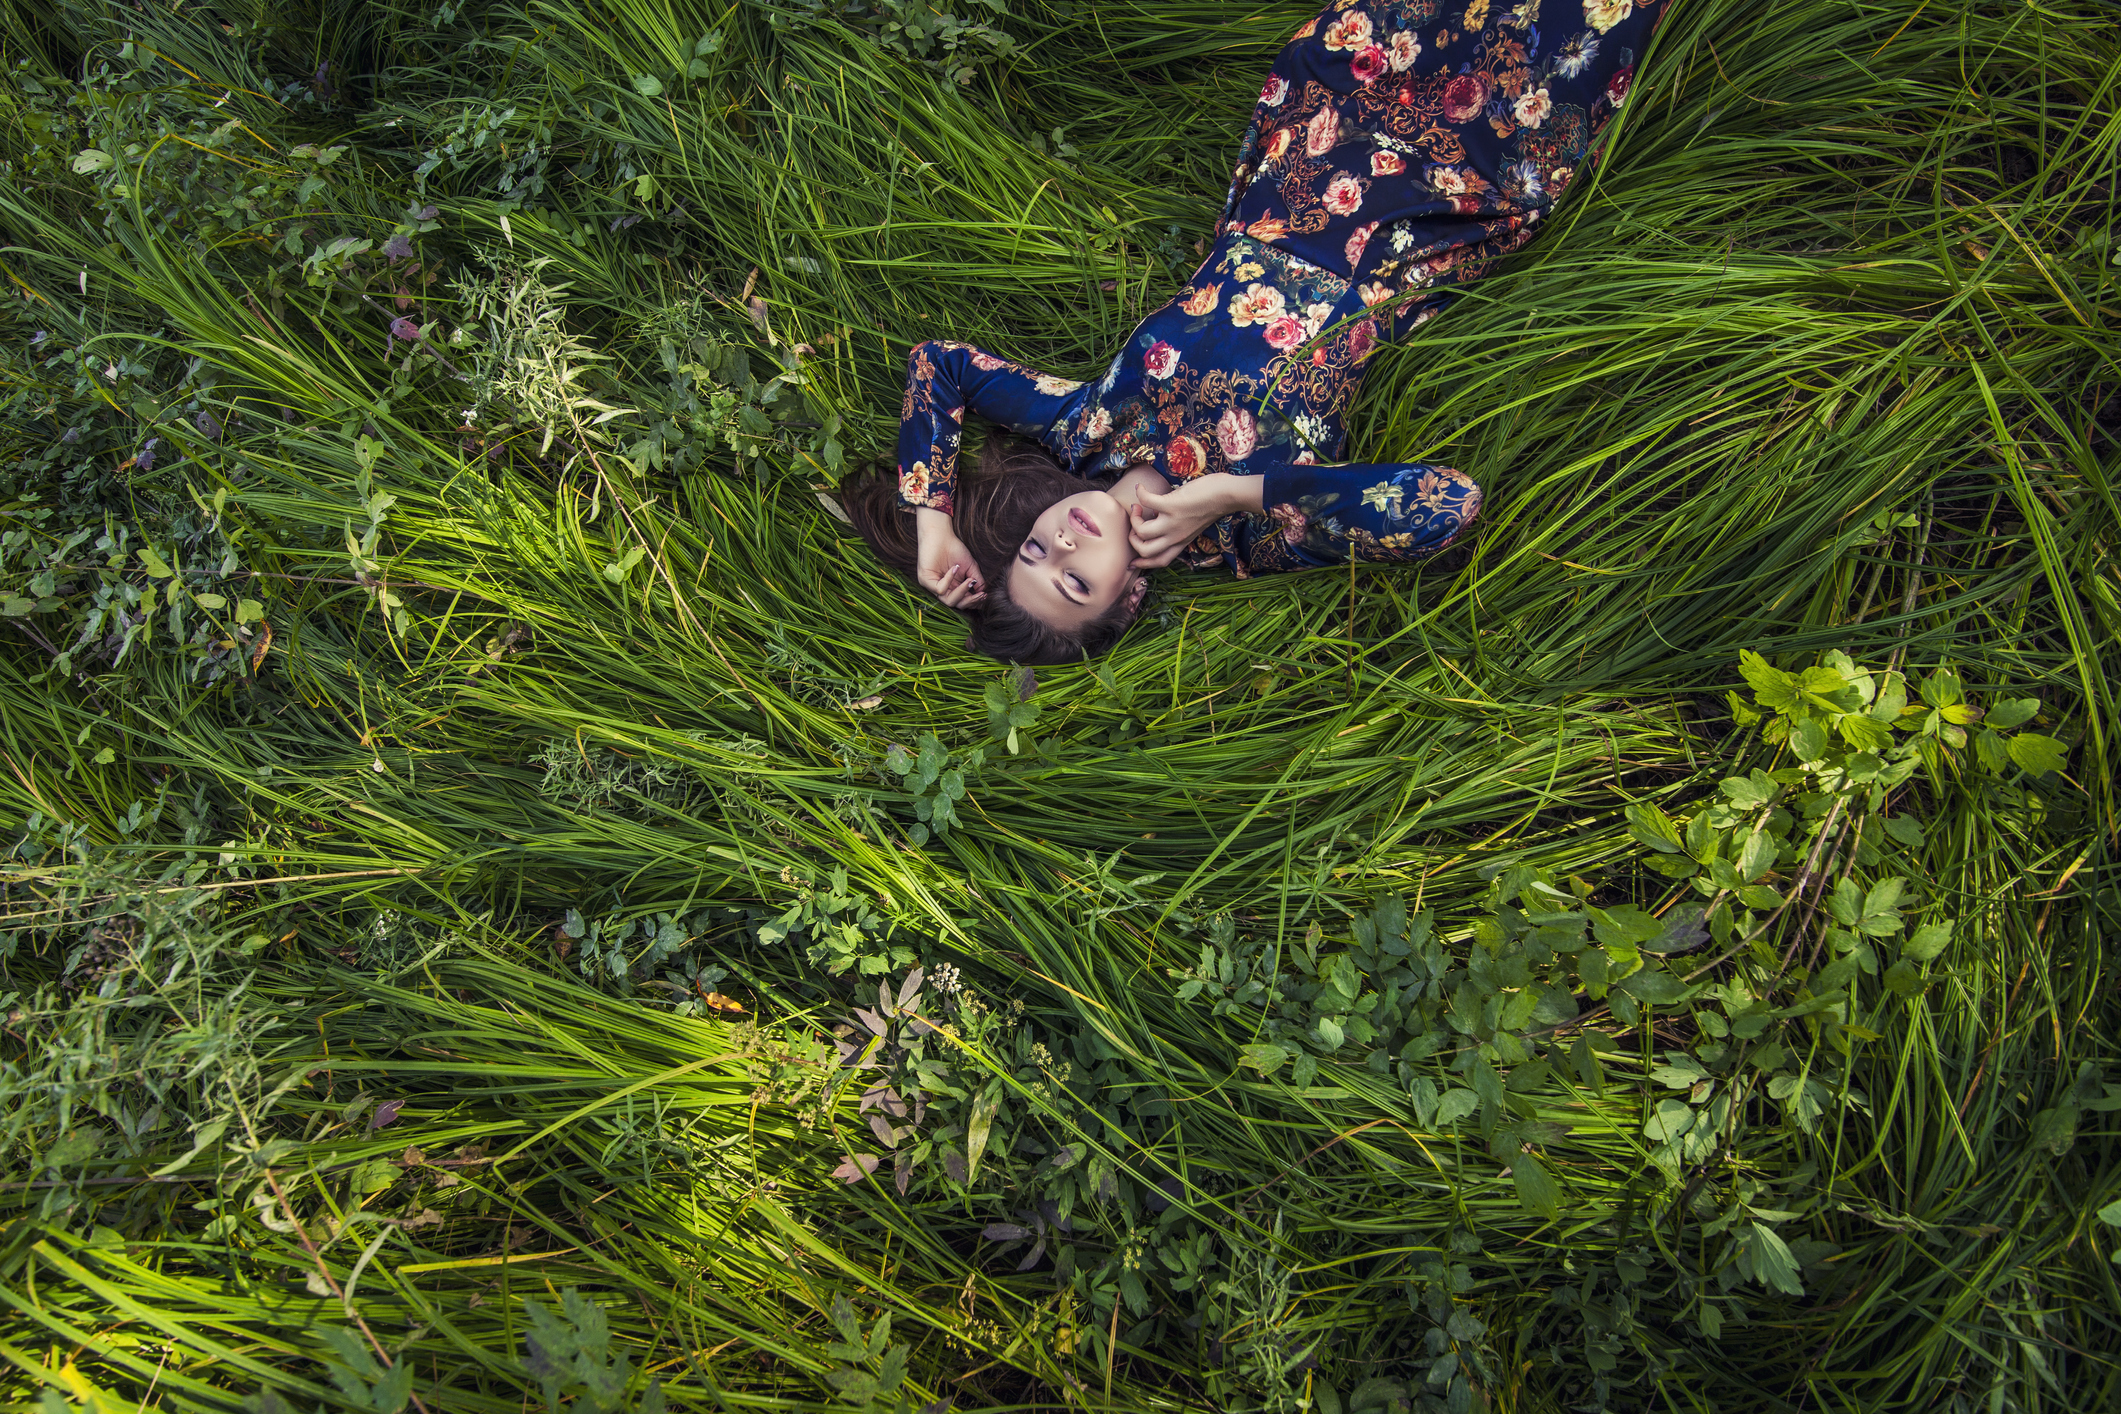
<box><xmin>1024</xmin><ymin>539</ymin><xmax>1084</xmax><ymax>595</ymax></box>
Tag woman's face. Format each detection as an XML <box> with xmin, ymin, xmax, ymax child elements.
<box><xmin>1008</xmin><ymin>489</ymin><xmax>1140</xmax><ymax>631</ymax></box>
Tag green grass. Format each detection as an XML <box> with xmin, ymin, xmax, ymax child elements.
<box><xmin>0</xmin><ymin>1</ymin><xmax>2116</xmax><ymax>1411</ymax></box>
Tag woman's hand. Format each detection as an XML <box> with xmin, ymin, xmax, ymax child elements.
<box><xmin>1128</xmin><ymin>473</ymin><xmax>1261</xmax><ymax>568</ymax></box>
<box><xmin>914</xmin><ymin>507</ymin><xmax>987</xmax><ymax>609</ymax></box>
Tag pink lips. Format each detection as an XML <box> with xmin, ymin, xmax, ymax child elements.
<box><xmin>1069</xmin><ymin>508</ymin><xmax>1102</xmax><ymax>538</ymax></box>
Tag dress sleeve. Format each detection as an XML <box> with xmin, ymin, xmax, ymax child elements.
<box><xmin>896</xmin><ymin>340</ymin><xmax>1089</xmax><ymax>514</ymax></box>
<box><xmin>1214</xmin><ymin>458</ymin><xmax>1484</xmax><ymax>573</ymax></box>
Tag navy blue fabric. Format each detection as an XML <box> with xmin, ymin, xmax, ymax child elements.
<box><xmin>897</xmin><ymin>0</ymin><xmax>1663</xmax><ymax>574</ymax></box>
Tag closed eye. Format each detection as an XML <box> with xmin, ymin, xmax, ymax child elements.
<box><xmin>1019</xmin><ymin>538</ymin><xmax>1046</xmax><ymax>563</ymax></box>
<box><xmin>1066</xmin><ymin>573</ymin><xmax>1088</xmax><ymax>595</ymax></box>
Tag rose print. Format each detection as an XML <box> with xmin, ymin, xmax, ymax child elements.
<box><xmin>1347</xmin><ymin>318</ymin><xmax>1378</xmax><ymax>361</ymax></box>
<box><xmin>1303</xmin><ymin>301</ymin><xmax>1336</xmax><ymax>337</ymax></box>
<box><xmin>1323</xmin><ymin>175</ymin><xmax>1366</xmax><ymax>215</ymax></box>
<box><xmin>1266</xmin><ymin>127</ymin><xmax>1295</xmax><ymax>162</ymax></box>
<box><xmin>1371</xmin><ymin>149</ymin><xmax>1406</xmax><ymax>176</ymax></box>
<box><xmin>1261</xmin><ymin>73</ymin><xmax>1289</xmax><ymax>106</ymax></box>
<box><xmin>1584</xmin><ymin>0</ymin><xmax>1632</xmax><ymax>32</ymax></box>
<box><xmin>1181</xmin><ymin>284</ymin><xmax>1220</xmax><ymax>318</ymax></box>
<box><xmin>1421</xmin><ymin>248</ymin><xmax>1467</xmax><ymax>281</ymax></box>
<box><xmin>1388</xmin><ymin>31</ymin><xmax>1420</xmax><ymax>70</ymax></box>
<box><xmin>1228</xmin><ymin>282</ymin><xmax>1288</xmax><ymax>327</ymax></box>
<box><xmin>1143</xmin><ymin>340</ymin><xmax>1178</xmax><ymax>378</ymax></box>
<box><xmin>1514</xmin><ymin>86</ymin><xmax>1552</xmax><ymax>126</ymax></box>
<box><xmin>1033</xmin><ymin>374</ymin><xmax>1083</xmax><ymax>395</ymax></box>
<box><xmin>1357</xmin><ymin>280</ymin><xmax>1393</xmax><ymax>306</ymax></box>
<box><xmin>1167</xmin><ymin>435</ymin><xmax>1205</xmax><ymax>479</ymax></box>
<box><xmin>1442</xmin><ymin>72</ymin><xmax>1491</xmax><ymax>122</ymax></box>
<box><xmin>1322</xmin><ymin>11</ymin><xmax>1373</xmax><ymax>51</ymax></box>
<box><xmin>1607</xmin><ymin>64</ymin><xmax>1634</xmax><ymax>105</ymax></box>
<box><xmin>1305</xmin><ymin>105</ymin><xmax>1341</xmax><ymax>156</ymax></box>
<box><xmin>970</xmin><ymin>350</ymin><xmax>1006</xmax><ymax>371</ymax></box>
<box><xmin>1080</xmin><ymin>406</ymin><xmax>1113</xmax><ymax>441</ymax></box>
<box><xmin>1217</xmin><ymin>407</ymin><xmax>1258</xmax><ymax>462</ymax></box>
<box><xmin>1263</xmin><ymin>314</ymin><xmax>1306</xmax><ymax>350</ymax></box>
<box><xmin>1427</xmin><ymin>164</ymin><xmax>1475</xmax><ymax>195</ymax></box>
<box><xmin>1270</xmin><ymin>502</ymin><xmax>1309</xmax><ymax>546</ymax></box>
<box><xmin>1344</xmin><ymin>218</ymin><xmax>1380</xmax><ymax>267</ymax></box>
<box><xmin>1350</xmin><ymin>44</ymin><xmax>1388</xmax><ymax>83</ymax></box>
<box><xmin>902</xmin><ymin>462</ymin><xmax>931</xmax><ymax>503</ymax></box>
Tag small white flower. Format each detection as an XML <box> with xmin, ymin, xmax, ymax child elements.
<box><xmin>1514</xmin><ymin>86</ymin><xmax>1553</xmax><ymax>128</ymax></box>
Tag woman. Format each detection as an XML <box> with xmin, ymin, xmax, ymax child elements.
<box><xmin>844</xmin><ymin>0</ymin><xmax>1664</xmax><ymax>664</ymax></box>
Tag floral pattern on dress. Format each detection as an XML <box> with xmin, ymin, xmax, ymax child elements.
<box><xmin>1220</xmin><ymin>0</ymin><xmax>1665</xmax><ymax>301</ymax></box>
<box><xmin>893</xmin><ymin>0</ymin><xmax>1661</xmax><ymax>572</ymax></box>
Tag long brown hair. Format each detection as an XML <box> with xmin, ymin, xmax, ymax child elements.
<box><xmin>839</xmin><ymin>438</ymin><xmax>1141</xmax><ymax>665</ymax></box>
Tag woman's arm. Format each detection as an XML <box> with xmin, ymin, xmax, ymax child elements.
<box><xmin>896</xmin><ymin>340</ymin><xmax>1087</xmax><ymax>607</ymax></box>
<box><xmin>1131</xmin><ymin>459</ymin><xmax>1484</xmax><ymax>572</ymax></box>
<box><xmin>896</xmin><ymin>340</ymin><xmax>1085</xmax><ymax>515</ymax></box>
<box><xmin>1243</xmin><ymin>458</ymin><xmax>1484</xmax><ymax>569</ymax></box>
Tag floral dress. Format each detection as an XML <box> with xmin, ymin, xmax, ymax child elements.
<box><xmin>897</xmin><ymin>0</ymin><xmax>1664</xmax><ymax>575</ymax></box>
